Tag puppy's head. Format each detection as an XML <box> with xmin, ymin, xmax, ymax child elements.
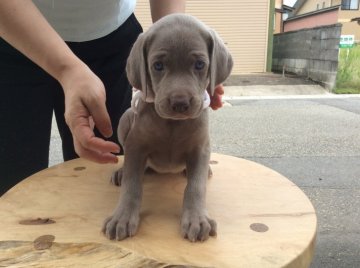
<box><xmin>126</xmin><ymin>14</ymin><xmax>233</xmax><ymax>120</ymax></box>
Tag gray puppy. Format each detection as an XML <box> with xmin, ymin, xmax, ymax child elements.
<box><xmin>102</xmin><ymin>14</ymin><xmax>233</xmax><ymax>242</ymax></box>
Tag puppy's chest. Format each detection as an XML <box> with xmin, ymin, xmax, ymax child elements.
<box><xmin>139</xmin><ymin>118</ymin><xmax>207</xmax><ymax>174</ymax></box>
<box><xmin>147</xmin><ymin>120</ymin><xmax>204</xmax><ymax>148</ymax></box>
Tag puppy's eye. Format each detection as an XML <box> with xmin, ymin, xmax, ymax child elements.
<box><xmin>153</xmin><ymin>61</ymin><xmax>164</xmax><ymax>71</ymax></box>
<box><xmin>194</xmin><ymin>60</ymin><xmax>205</xmax><ymax>70</ymax></box>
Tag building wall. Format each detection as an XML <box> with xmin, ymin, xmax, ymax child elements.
<box><xmin>284</xmin><ymin>8</ymin><xmax>339</xmax><ymax>31</ymax></box>
<box><xmin>339</xmin><ymin>9</ymin><xmax>360</xmax><ymax>20</ymax></box>
<box><xmin>134</xmin><ymin>0</ymin><xmax>271</xmax><ymax>74</ymax></box>
<box><xmin>275</xmin><ymin>0</ymin><xmax>282</xmax><ymax>9</ymax></box>
<box><xmin>338</xmin><ymin>10</ymin><xmax>360</xmax><ymax>41</ymax></box>
<box><xmin>341</xmin><ymin>21</ymin><xmax>360</xmax><ymax>42</ymax></box>
<box><xmin>274</xmin><ymin>0</ymin><xmax>283</xmax><ymax>33</ymax></box>
<box><xmin>297</xmin><ymin>0</ymin><xmax>334</xmax><ymax>14</ymax></box>
<box><xmin>275</xmin><ymin>11</ymin><xmax>283</xmax><ymax>33</ymax></box>
<box><xmin>339</xmin><ymin>9</ymin><xmax>360</xmax><ymax>23</ymax></box>
<box><xmin>273</xmin><ymin>23</ymin><xmax>342</xmax><ymax>89</ymax></box>
<box><xmin>290</xmin><ymin>1</ymin><xmax>359</xmax><ymax>41</ymax></box>
<box><xmin>296</xmin><ymin>0</ymin><xmax>314</xmax><ymax>14</ymax></box>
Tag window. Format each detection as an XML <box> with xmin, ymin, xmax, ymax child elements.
<box><xmin>322</xmin><ymin>1</ymin><xmax>326</xmax><ymax>8</ymax></box>
<box><xmin>317</xmin><ymin>3</ymin><xmax>320</xmax><ymax>9</ymax></box>
<box><xmin>341</xmin><ymin>0</ymin><xmax>359</xmax><ymax>10</ymax></box>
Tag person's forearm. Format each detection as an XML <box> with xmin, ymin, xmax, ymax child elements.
<box><xmin>0</xmin><ymin>0</ymin><xmax>83</xmax><ymax>85</ymax></box>
<box><xmin>0</xmin><ymin>1</ymin><xmax>120</xmax><ymax>163</ymax></box>
<box><xmin>149</xmin><ymin>0</ymin><xmax>186</xmax><ymax>22</ymax></box>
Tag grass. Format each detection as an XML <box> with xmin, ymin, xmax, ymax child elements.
<box><xmin>334</xmin><ymin>45</ymin><xmax>360</xmax><ymax>94</ymax></box>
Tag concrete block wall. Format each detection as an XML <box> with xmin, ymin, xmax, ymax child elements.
<box><xmin>272</xmin><ymin>24</ymin><xmax>342</xmax><ymax>90</ymax></box>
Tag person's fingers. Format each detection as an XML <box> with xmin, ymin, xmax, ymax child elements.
<box><xmin>208</xmin><ymin>84</ymin><xmax>225</xmax><ymax>110</ymax></box>
<box><xmin>215</xmin><ymin>85</ymin><xmax>224</xmax><ymax>95</ymax></box>
<box><xmin>73</xmin><ymin>119</ymin><xmax>120</xmax><ymax>152</ymax></box>
<box><xmin>86</xmin><ymin>97</ymin><xmax>113</xmax><ymax>138</ymax></box>
<box><xmin>69</xmin><ymin>111</ymin><xmax>120</xmax><ymax>163</ymax></box>
<box><xmin>73</xmin><ymin>137</ymin><xmax>119</xmax><ymax>164</ymax></box>
<box><xmin>88</xmin><ymin>116</ymin><xmax>95</xmax><ymax>130</ymax></box>
<box><xmin>210</xmin><ymin>94</ymin><xmax>223</xmax><ymax>110</ymax></box>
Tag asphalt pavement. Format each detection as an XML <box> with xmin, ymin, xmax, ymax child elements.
<box><xmin>49</xmin><ymin>74</ymin><xmax>360</xmax><ymax>268</ymax></box>
<box><xmin>214</xmin><ymin>95</ymin><xmax>360</xmax><ymax>268</ymax></box>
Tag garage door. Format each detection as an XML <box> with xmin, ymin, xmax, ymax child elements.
<box><xmin>134</xmin><ymin>0</ymin><xmax>271</xmax><ymax>74</ymax></box>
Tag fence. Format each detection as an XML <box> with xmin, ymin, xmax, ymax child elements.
<box><xmin>272</xmin><ymin>24</ymin><xmax>342</xmax><ymax>90</ymax></box>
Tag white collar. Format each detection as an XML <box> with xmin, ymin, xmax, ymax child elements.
<box><xmin>131</xmin><ymin>89</ymin><xmax>210</xmax><ymax>114</ymax></box>
<box><xmin>202</xmin><ymin>90</ymin><xmax>211</xmax><ymax>109</ymax></box>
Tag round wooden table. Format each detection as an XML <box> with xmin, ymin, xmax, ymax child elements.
<box><xmin>0</xmin><ymin>154</ymin><xmax>316</xmax><ymax>267</ymax></box>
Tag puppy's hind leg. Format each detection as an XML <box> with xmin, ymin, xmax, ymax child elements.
<box><xmin>111</xmin><ymin>169</ymin><xmax>123</xmax><ymax>186</ymax></box>
<box><xmin>208</xmin><ymin>165</ymin><xmax>213</xmax><ymax>178</ymax></box>
<box><xmin>110</xmin><ymin>109</ymin><xmax>134</xmax><ymax>187</ymax></box>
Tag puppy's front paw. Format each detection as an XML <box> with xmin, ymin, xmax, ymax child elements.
<box><xmin>102</xmin><ymin>209</ymin><xmax>140</xmax><ymax>241</ymax></box>
<box><xmin>181</xmin><ymin>210</ymin><xmax>217</xmax><ymax>242</ymax></box>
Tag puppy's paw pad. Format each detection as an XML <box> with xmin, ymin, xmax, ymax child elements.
<box><xmin>181</xmin><ymin>211</ymin><xmax>217</xmax><ymax>242</ymax></box>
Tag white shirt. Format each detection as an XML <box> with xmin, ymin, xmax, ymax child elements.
<box><xmin>33</xmin><ymin>0</ymin><xmax>137</xmax><ymax>42</ymax></box>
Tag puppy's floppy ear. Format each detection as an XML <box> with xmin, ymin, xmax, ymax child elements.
<box><xmin>126</xmin><ymin>33</ymin><xmax>155</xmax><ymax>102</ymax></box>
<box><xmin>208</xmin><ymin>30</ymin><xmax>233</xmax><ymax>96</ymax></box>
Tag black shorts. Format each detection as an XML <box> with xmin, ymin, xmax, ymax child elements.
<box><xmin>0</xmin><ymin>14</ymin><xmax>143</xmax><ymax>195</ymax></box>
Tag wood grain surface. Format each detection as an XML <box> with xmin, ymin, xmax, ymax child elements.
<box><xmin>0</xmin><ymin>154</ymin><xmax>317</xmax><ymax>267</ymax></box>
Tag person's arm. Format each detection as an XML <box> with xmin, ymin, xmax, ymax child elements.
<box><xmin>0</xmin><ymin>0</ymin><xmax>119</xmax><ymax>164</ymax></box>
<box><xmin>149</xmin><ymin>0</ymin><xmax>186</xmax><ymax>22</ymax></box>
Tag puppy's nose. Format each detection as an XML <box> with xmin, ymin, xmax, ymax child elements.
<box><xmin>170</xmin><ymin>95</ymin><xmax>190</xmax><ymax>113</ymax></box>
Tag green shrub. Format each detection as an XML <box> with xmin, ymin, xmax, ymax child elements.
<box><xmin>335</xmin><ymin>45</ymin><xmax>360</xmax><ymax>94</ymax></box>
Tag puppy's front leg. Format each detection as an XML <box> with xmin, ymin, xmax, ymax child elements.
<box><xmin>102</xmin><ymin>150</ymin><xmax>146</xmax><ymax>241</ymax></box>
<box><xmin>181</xmin><ymin>147</ymin><xmax>217</xmax><ymax>242</ymax></box>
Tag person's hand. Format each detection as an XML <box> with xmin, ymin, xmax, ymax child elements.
<box><xmin>59</xmin><ymin>63</ymin><xmax>120</xmax><ymax>164</ymax></box>
<box><xmin>209</xmin><ymin>84</ymin><xmax>225</xmax><ymax>110</ymax></box>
